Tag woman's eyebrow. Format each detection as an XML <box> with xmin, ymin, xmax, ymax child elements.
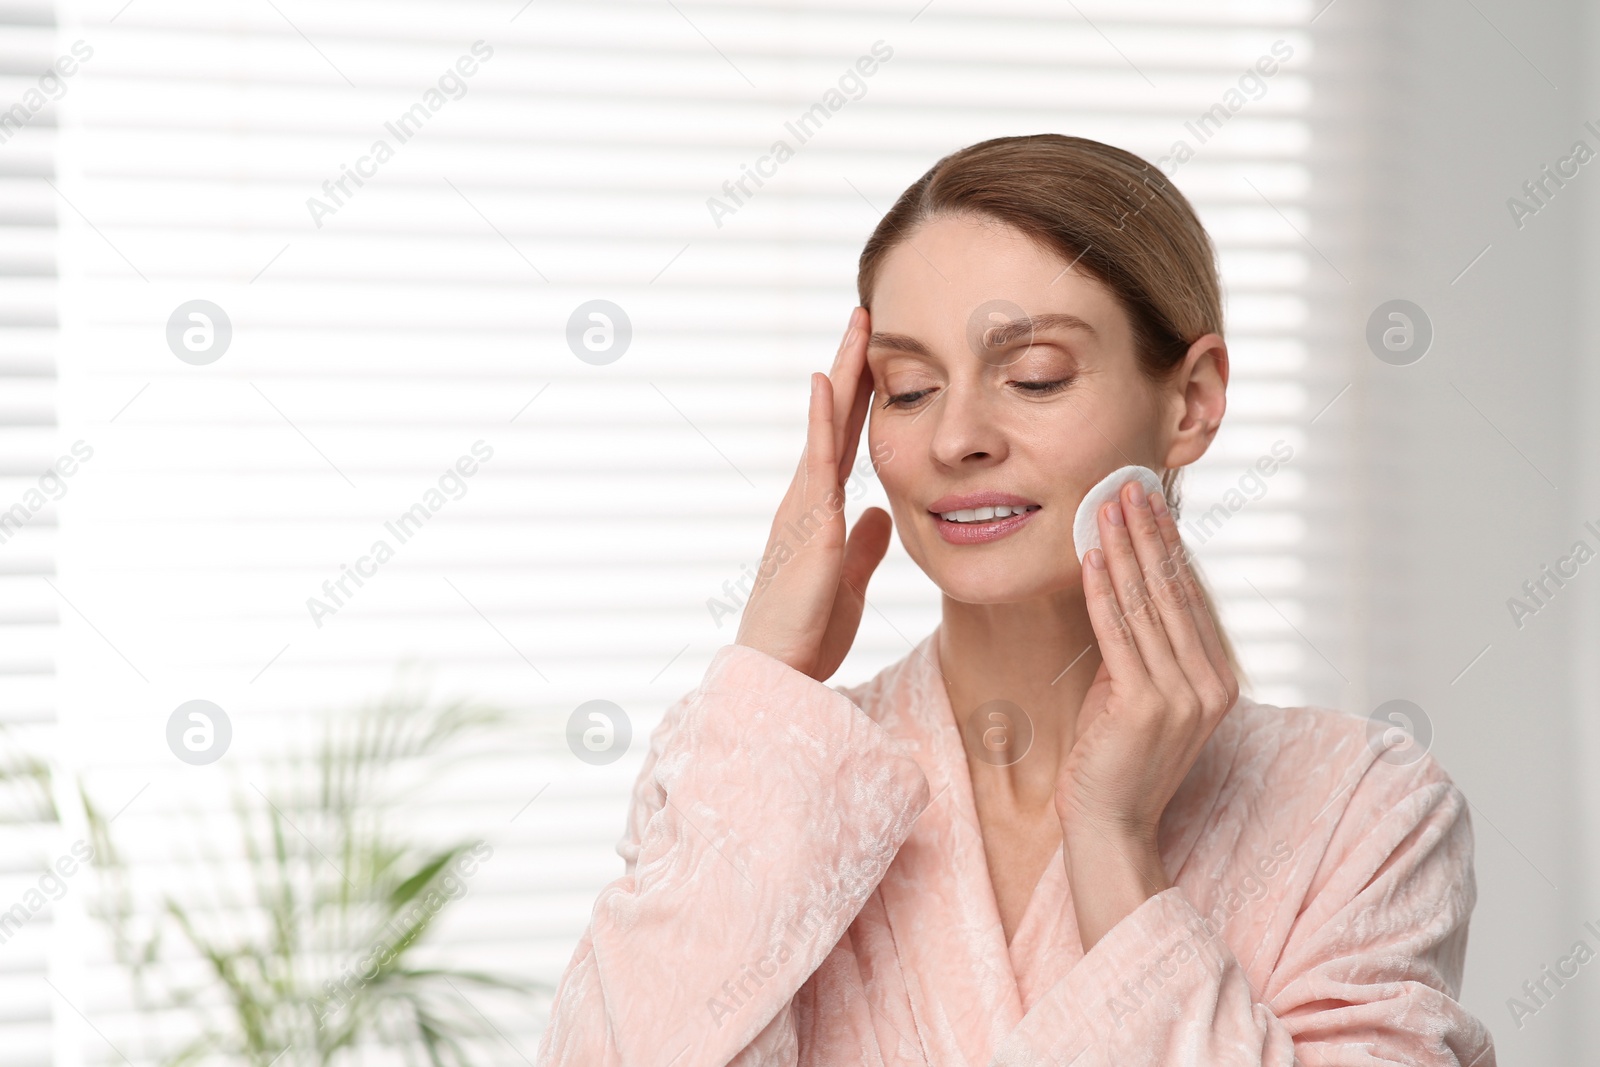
<box><xmin>868</xmin><ymin>313</ymin><xmax>1097</xmax><ymax>357</ymax></box>
<box><xmin>983</xmin><ymin>312</ymin><xmax>1097</xmax><ymax>347</ymax></box>
<box><xmin>867</xmin><ymin>331</ymin><xmax>933</xmax><ymax>355</ymax></box>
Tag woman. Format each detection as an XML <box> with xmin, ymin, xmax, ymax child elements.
<box><xmin>535</xmin><ymin>135</ymin><xmax>1496</xmax><ymax>1066</ymax></box>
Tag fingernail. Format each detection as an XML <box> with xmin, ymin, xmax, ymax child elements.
<box><xmin>1086</xmin><ymin>548</ymin><xmax>1106</xmax><ymax>570</ymax></box>
<box><xmin>1126</xmin><ymin>481</ymin><xmax>1147</xmax><ymax>507</ymax></box>
<box><xmin>1106</xmin><ymin>502</ymin><xmax>1124</xmax><ymax>527</ymax></box>
<box><xmin>1149</xmin><ymin>490</ymin><xmax>1168</xmax><ymax>516</ymax></box>
<box><xmin>811</xmin><ymin>373</ymin><xmax>820</xmax><ymax>398</ymax></box>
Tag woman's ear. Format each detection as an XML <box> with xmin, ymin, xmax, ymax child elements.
<box><xmin>1161</xmin><ymin>332</ymin><xmax>1228</xmax><ymax>470</ymax></box>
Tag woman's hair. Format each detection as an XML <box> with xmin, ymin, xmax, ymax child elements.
<box><xmin>855</xmin><ymin>133</ymin><xmax>1242</xmax><ymax>681</ymax></box>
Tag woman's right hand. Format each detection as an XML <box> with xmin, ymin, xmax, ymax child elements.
<box><xmin>734</xmin><ymin>307</ymin><xmax>894</xmax><ymax>681</ymax></box>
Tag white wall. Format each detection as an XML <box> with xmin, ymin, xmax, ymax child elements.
<box><xmin>1336</xmin><ymin>0</ymin><xmax>1596</xmax><ymax>1060</ymax></box>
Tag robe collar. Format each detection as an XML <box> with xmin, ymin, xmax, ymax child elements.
<box><xmin>865</xmin><ymin>626</ymin><xmax>1234</xmax><ymax>1066</ymax></box>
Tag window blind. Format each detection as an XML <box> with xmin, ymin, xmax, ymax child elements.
<box><xmin>34</xmin><ymin>0</ymin><xmax>1336</xmax><ymax>1060</ymax></box>
<box><xmin>0</xmin><ymin>1</ymin><xmax>71</xmax><ymax>1063</ymax></box>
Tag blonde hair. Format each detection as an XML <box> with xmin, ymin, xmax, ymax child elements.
<box><xmin>855</xmin><ymin>133</ymin><xmax>1241</xmax><ymax>679</ymax></box>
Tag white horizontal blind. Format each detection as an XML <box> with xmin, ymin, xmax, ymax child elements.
<box><xmin>0</xmin><ymin>1</ymin><xmax>69</xmax><ymax>1063</ymax></box>
<box><xmin>38</xmin><ymin>0</ymin><xmax>1332</xmax><ymax>1060</ymax></box>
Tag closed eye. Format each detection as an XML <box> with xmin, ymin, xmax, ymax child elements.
<box><xmin>884</xmin><ymin>378</ymin><xmax>1075</xmax><ymax>408</ymax></box>
<box><xmin>882</xmin><ymin>388</ymin><xmax>935</xmax><ymax>409</ymax></box>
<box><xmin>1012</xmin><ymin>377</ymin><xmax>1074</xmax><ymax>395</ymax></box>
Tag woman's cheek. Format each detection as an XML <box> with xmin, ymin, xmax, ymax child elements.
<box><xmin>865</xmin><ymin>413</ymin><xmax>904</xmax><ymax>481</ymax></box>
<box><xmin>874</xmin><ymin>458</ymin><xmax>913</xmax><ymax>522</ymax></box>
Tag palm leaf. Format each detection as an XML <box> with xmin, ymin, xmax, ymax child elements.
<box><xmin>86</xmin><ymin>673</ymin><xmax>545</xmax><ymax>1066</ymax></box>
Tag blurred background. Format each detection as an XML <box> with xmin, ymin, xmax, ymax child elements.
<box><xmin>0</xmin><ymin>0</ymin><xmax>1594</xmax><ymax>1062</ymax></box>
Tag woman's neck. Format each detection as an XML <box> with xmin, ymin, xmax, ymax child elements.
<box><xmin>937</xmin><ymin>592</ymin><xmax>1103</xmax><ymax>813</ymax></box>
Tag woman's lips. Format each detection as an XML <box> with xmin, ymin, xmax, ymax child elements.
<box><xmin>930</xmin><ymin>505</ymin><xmax>1041</xmax><ymax>545</ymax></box>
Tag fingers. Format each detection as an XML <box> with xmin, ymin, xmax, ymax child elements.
<box><xmin>1095</xmin><ymin>494</ymin><xmax>1190</xmax><ymax>698</ymax></box>
<box><xmin>838</xmin><ymin>507</ymin><xmax>892</xmax><ymax>603</ymax></box>
<box><xmin>804</xmin><ymin>372</ymin><xmax>839</xmax><ymax>505</ymax></box>
<box><xmin>810</xmin><ymin>507</ymin><xmax>892</xmax><ymax>680</ymax></box>
<box><xmin>1100</xmin><ymin>479</ymin><xmax>1235</xmax><ymax>722</ymax></box>
<box><xmin>1118</xmin><ymin>481</ymin><xmax>1214</xmax><ymax>683</ymax></box>
<box><xmin>837</xmin><ymin>368</ymin><xmax>873</xmax><ymax>487</ymax></box>
<box><xmin>831</xmin><ymin>308</ymin><xmax>870</xmax><ymax>480</ymax></box>
<box><xmin>1081</xmin><ymin>544</ymin><xmax>1150</xmax><ymax>688</ymax></box>
<box><xmin>830</xmin><ymin>305</ymin><xmax>863</xmax><ymax>374</ymax></box>
<box><xmin>743</xmin><ymin>319</ymin><xmax>872</xmax><ymax>680</ymax></box>
<box><xmin>759</xmin><ymin>378</ymin><xmax>828</xmax><ymax>577</ymax></box>
<box><xmin>1148</xmin><ymin>490</ymin><xmax>1238</xmax><ymax>703</ymax></box>
<box><xmin>795</xmin><ymin>309</ymin><xmax>872</xmax><ymax>529</ymax></box>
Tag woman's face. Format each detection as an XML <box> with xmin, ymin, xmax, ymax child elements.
<box><xmin>864</xmin><ymin>213</ymin><xmax>1182</xmax><ymax>605</ymax></box>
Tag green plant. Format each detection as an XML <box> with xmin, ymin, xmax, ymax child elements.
<box><xmin>92</xmin><ymin>679</ymin><xmax>536</xmax><ymax>1067</ymax></box>
<box><xmin>0</xmin><ymin>722</ymin><xmax>57</xmax><ymax>825</ymax></box>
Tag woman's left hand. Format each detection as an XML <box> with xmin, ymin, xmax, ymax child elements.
<box><xmin>1054</xmin><ymin>477</ymin><xmax>1240</xmax><ymax>949</ymax></box>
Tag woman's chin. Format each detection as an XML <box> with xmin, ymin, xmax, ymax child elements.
<box><xmin>929</xmin><ymin>564</ymin><xmax>1083</xmax><ymax>607</ymax></box>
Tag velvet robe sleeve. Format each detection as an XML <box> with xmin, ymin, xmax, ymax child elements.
<box><xmin>533</xmin><ymin>643</ymin><xmax>932</xmax><ymax>1067</ymax></box>
<box><xmin>991</xmin><ymin>744</ymin><xmax>1496</xmax><ymax>1067</ymax></box>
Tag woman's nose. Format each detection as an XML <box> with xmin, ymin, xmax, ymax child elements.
<box><xmin>928</xmin><ymin>383</ymin><xmax>1008</xmax><ymax>468</ymax></box>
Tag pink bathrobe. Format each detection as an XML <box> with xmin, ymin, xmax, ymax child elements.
<box><xmin>535</xmin><ymin>630</ymin><xmax>1497</xmax><ymax>1066</ymax></box>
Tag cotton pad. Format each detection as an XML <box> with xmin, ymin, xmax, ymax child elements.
<box><xmin>1072</xmin><ymin>464</ymin><xmax>1164</xmax><ymax>561</ymax></box>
